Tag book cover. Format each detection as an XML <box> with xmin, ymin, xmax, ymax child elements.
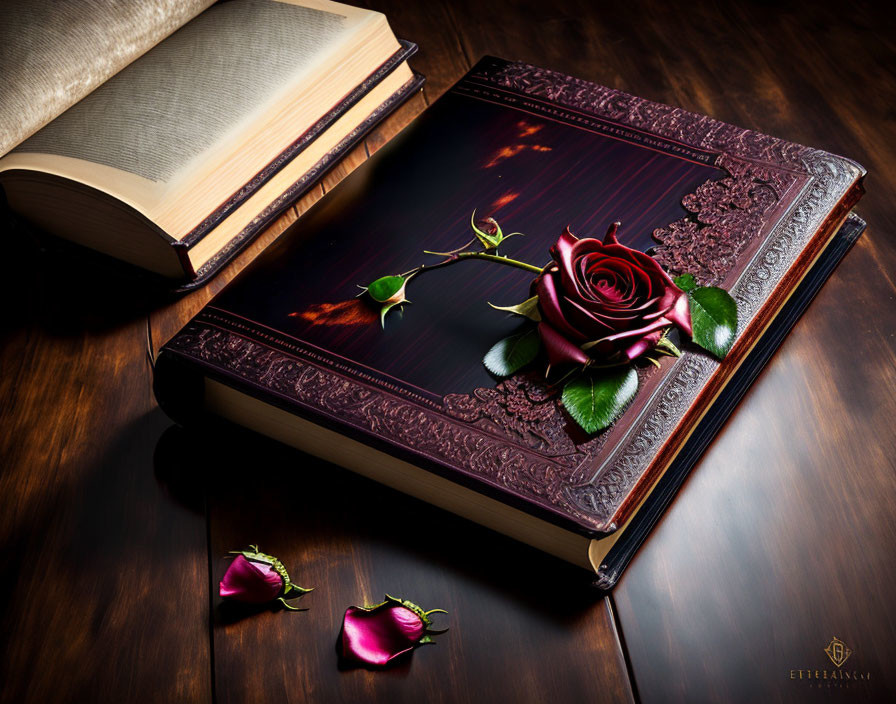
<box><xmin>154</xmin><ymin>57</ymin><xmax>865</xmax><ymax>578</ymax></box>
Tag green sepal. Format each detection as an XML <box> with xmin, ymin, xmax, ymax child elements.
<box><xmin>483</xmin><ymin>327</ymin><xmax>541</xmax><ymax>377</ymax></box>
<box><xmin>357</xmin><ymin>273</ymin><xmax>414</xmax><ymax>327</ymax></box>
<box><xmin>654</xmin><ymin>333</ymin><xmax>682</xmax><ymax>358</ymax></box>
<box><xmin>379</xmin><ymin>299</ymin><xmax>408</xmax><ymax>328</ymax></box>
<box><xmin>277</xmin><ymin>597</ymin><xmax>307</xmax><ymax>611</ymax></box>
<box><xmin>687</xmin><ymin>286</ymin><xmax>738</xmax><ymax>358</ymax></box>
<box><xmin>229</xmin><ymin>545</ymin><xmax>313</xmax><ymax>605</ymax></box>
<box><xmin>359</xmin><ymin>594</ymin><xmax>448</xmax><ymax>640</ymax></box>
<box><xmin>284</xmin><ymin>583</ymin><xmax>314</xmax><ymax>597</ymax></box>
<box><xmin>674</xmin><ymin>273</ymin><xmax>697</xmax><ymax>292</ymax></box>
<box><xmin>561</xmin><ymin>366</ymin><xmax>639</xmax><ymax>433</ymax></box>
<box><xmin>488</xmin><ymin>295</ymin><xmax>541</xmax><ymax>322</ymax></box>
<box><xmin>469</xmin><ymin>209</ymin><xmax>522</xmax><ymax>251</ymax></box>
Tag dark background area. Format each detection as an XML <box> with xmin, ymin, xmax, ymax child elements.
<box><xmin>2</xmin><ymin>1</ymin><xmax>894</xmax><ymax>702</ymax></box>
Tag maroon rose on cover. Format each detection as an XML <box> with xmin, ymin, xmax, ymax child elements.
<box><xmin>219</xmin><ymin>545</ymin><xmax>312</xmax><ymax>611</ymax></box>
<box><xmin>534</xmin><ymin>223</ymin><xmax>692</xmax><ymax>368</ymax></box>
<box><xmin>340</xmin><ymin>595</ymin><xmax>447</xmax><ymax>666</ymax></box>
<box><xmin>360</xmin><ymin>210</ymin><xmax>737</xmax><ymax>433</ymax></box>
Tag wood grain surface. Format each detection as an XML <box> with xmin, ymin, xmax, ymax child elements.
<box><xmin>2</xmin><ymin>1</ymin><xmax>894</xmax><ymax>702</ymax></box>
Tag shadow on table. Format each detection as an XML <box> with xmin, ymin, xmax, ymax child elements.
<box><xmin>0</xmin><ymin>195</ymin><xmax>179</xmax><ymax>340</ymax></box>
<box><xmin>153</xmin><ymin>421</ymin><xmax>604</xmax><ymax>629</ymax></box>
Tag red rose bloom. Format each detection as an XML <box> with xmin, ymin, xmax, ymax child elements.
<box><xmin>534</xmin><ymin>223</ymin><xmax>692</xmax><ymax>367</ymax></box>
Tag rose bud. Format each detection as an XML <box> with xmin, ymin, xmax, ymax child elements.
<box><xmin>219</xmin><ymin>545</ymin><xmax>312</xmax><ymax>611</ymax></box>
<box><xmin>534</xmin><ymin>222</ymin><xmax>692</xmax><ymax>367</ymax></box>
<box><xmin>471</xmin><ymin>209</ymin><xmax>520</xmax><ymax>250</ymax></box>
<box><xmin>340</xmin><ymin>594</ymin><xmax>447</xmax><ymax>666</ymax></box>
<box><xmin>359</xmin><ymin>274</ymin><xmax>413</xmax><ymax>327</ymax></box>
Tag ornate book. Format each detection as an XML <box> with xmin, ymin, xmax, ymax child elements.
<box><xmin>154</xmin><ymin>57</ymin><xmax>865</xmax><ymax>586</ymax></box>
<box><xmin>0</xmin><ymin>0</ymin><xmax>422</xmax><ymax>289</ymax></box>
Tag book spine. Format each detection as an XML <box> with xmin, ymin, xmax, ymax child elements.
<box><xmin>593</xmin><ymin>212</ymin><xmax>867</xmax><ymax>589</ymax></box>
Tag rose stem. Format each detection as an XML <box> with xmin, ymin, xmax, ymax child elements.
<box><xmin>402</xmin><ymin>251</ymin><xmax>544</xmax><ymax>278</ymax></box>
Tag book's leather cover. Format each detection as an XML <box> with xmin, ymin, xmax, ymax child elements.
<box><xmin>155</xmin><ymin>57</ymin><xmax>865</xmax><ymax>548</ymax></box>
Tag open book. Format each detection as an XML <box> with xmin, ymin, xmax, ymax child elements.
<box><xmin>0</xmin><ymin>0</ymin><xmax>421</xmax><ymax>288</ymax></box>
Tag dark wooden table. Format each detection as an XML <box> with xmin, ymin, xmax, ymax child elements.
<box><xmin>2</xmin><ymin>1</ymin><xmax>894</xmax><ymax>702</ymax></box>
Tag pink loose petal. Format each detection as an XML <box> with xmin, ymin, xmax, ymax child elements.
<box><xmin>219</xmin><ymin>554</ymin><xmax>283</xmax><ymax>604</ymax></box>
<box><xmin>342</xmin><ymin>603</ymin><xmax>428</xmax><ymax>666</ymax></box>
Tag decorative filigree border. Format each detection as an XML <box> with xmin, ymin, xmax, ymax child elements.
<box><xmin>466</xmin><ymin>61</ymin><xmax>864</xmax><ymax>524</ymax></box>
<box><xmin>488</xmin><ymin>59</ymin><xmax>819</xmax><ymax>170</ymax></box>
<box><xmin>163</xmin><ymin>59</ymin><xmax>864</xmax><ymax>532</ymax></box>
<box><xmin>565</xmin><ymin>148</ymin><xmax>862</xmax><ymax>519</ymax></box>
<box><xmin>652</xmin><ymin>153</ymin><xmax>799</xmax><ymax>285</ymax></box>
<box><xmin>166</xmin><ymin>324</ymin><xmax>600</xmax><ymax>529</ymax></box>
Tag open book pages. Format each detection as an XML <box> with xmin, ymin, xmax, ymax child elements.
<box><xmin>0</xmin><ymin>0</ymin><xmax>214</xmax><ymax>157</ymax></box>
<box><xmin>0</xmin><ymin>0</ymin><xmax>400</xmax><ymax>237</ymax></box>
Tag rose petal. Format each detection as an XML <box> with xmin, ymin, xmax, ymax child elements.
<box><xmin>539</xmin><ymin>223</ymin><xmax>690</xmax><ymax>362</ymax></box>
<box><xmin>665</xmin><ymin>290</ymin><xmax>692</xmax><ymax>336</ymax></box>
<box><xmin>550</xmin><ymin>227</ymin><xmax>579</xmax><ymax>266</ymax></box>
<box><xmin>219</xmin><ymin>555</ymin><xmax>283</xmax><ymax>603</ymax></box>
<box><xmin>562</xmin><ymin>295</ymin><xmax>635</xmax><ymax>333</ymax></box>
<box><xmin>620</xmin><ymin>330</ymin><xmax>663</xmax><ymax>360</ymax></box>
<box><xmin>603</xmin><ymin>222</ymin><xmax>621</xmax><ymax>245</ymax></box>
<box><xmin>341</xmin><ymin>604</ymin><xmax>426</xmax><ymax>666</ymax></box>
<box><xmin>560</xmin><ymin>234</ymin><xmax>604</xmax><ymax>296</ymax></box>
<box><xmin>598</xmin><ymin>316</ymin><xmax>674</xmax><ymax>346</ymax></box>
<box><xmin>538</xmin><ymin>322</ymin><xmax>590</xmax><ymax>367</ymax></box>
<box><xmin>536</xmin><ymin>273</ymin><xmax>587</xmax><ymax>341</ymax></box>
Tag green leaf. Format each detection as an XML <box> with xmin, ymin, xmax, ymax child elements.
<box><xmin>688</xmin><ymin>286</ymin><xmax>738</xmax><ymax>358</ymax></box>
<box><xmin>483</xmin><ymin>328</ymin><xmax>541</xmax><ymax>377</ymax></box>
<box><xmin>674</xmin><ymin>273</ymin><xmax>697</xmax><ymax>292</ymax></box>
<box><xmin>366</xmin><ymin>275</ymin><xmax>406</xmax><ymax>303</ymax></box>
<box><xmin>561</xmin><ymin>367</ymin><xmax>639</xmax><ymax>433</ymax></box>
<box><xmin>488</xmin><ymin>295</ymin><xmax>541</xmax><ymax>322</ymax></box>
